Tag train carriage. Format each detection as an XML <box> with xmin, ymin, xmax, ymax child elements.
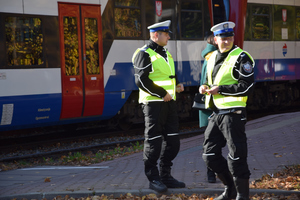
<box><xmin>0</xmin><ymin>0</ymin><xmax>299</xmax><ymax>131</ymax></box>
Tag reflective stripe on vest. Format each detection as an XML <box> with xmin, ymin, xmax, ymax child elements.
<box><xmin>133</xmin><ymin>46</ymin><xmax>176</xmax><ymax>103</ymax></box>
<box><xmin>205</xmin><ymin>47</ymin><xmax>253</xmax><ymax>109</ymax></box>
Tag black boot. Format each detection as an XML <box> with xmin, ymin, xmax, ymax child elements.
<box><xmin>207</xmin><ymin>168</ymin><xmax>216</xmax><ymax>183</ymax></box>
<box><xmin>233</xmin><ymin>177</ymin><xmax>250</xmax><ymax>200</ymax></box>
<box><xmin>160</xmin><ymin>168</ymin><xmax>185</xmax><ymax>188</ymax></box>
<box><xmin>214</xmin><ymin>170</ymin><xmax>237</xmax><ymax>200</ymax></box>
<box><xmin>161</xmin><ymin>174</ymin><xmax>186</xmax><ymax>188</ymax></box>
<box><xmin>149</xmin><ymin>179</ymin><xmax>168</xmax><ymax>193</ymax></box>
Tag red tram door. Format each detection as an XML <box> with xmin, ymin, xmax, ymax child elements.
<box><xmin>208</xmin><ymin>0</ymin><xmax>248</xmax><ymax>49</ymax></box>
<box><xmin>58</xmin><ymin>3</ymin><xmax>104</xmax><ymax>119</ymax></box>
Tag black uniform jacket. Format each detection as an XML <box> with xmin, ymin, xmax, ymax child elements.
<box><xmin>204</xmin><ymin>45</ymin><xmax>255</xmax><ymax>97</ymax></box>
<box><xmin>133</xmin><ymin>40</ymin><xmax>179</xmax><ymax>99</ymax></box>
<box><xmin>204</xmin><ymin>45</ymin><xmax>255</xmax><ymax>112</ymax></box>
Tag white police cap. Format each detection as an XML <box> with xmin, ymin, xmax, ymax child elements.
<box><xmin>148</xmin><ymin>20</ymin><xmax>171</xmax><ymax>33</ymax></box>
<box><xmin>211</xmin><ymin>21</ymin><xmax>235</xmax><ymax>37</ymax></box>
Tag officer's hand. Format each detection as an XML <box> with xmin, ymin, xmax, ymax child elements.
<box><xmin>199</xmin><ymin>85</ymin><xmax>209</xmax><ymax>94</ymax></box>
<box><xmin>176</xmin><ymin>83</ymin><xmax>184</xmax><ymax>93</ymax></box>
<box><xmin>163</xmin><ymin>93</ymin><xmax>172</xmax><ymax>102</ymax></box>
<box><xmin>206</xmin><ymin>86</ymin><xmax>219</xmax><ymax>95</ymax></box>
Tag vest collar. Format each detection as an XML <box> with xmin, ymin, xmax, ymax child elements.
<box><xmin>216</xmin><ymin>45</ymin><xmax>237</xmax><ymax>64</ymax></box>
<box><xmin>148</xmin><ymin>40</ymin><xmax>165</xmax><ymax>52</ymax></box>
<box><xmin>217</xmin><ymin>45</ymin><xmax>236</xmax><ymax>56</ymax></box>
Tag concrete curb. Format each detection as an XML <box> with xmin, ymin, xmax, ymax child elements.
<box><xmin>1</xmin><ymin>189</ymin><xmax>299</xmax><ymax>200</ymax></box>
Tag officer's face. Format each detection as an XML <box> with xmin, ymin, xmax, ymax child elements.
<box><xmin>156</xmin><ymin>31</ymin><xmax>170</xmax><ymax>46</ymax></box>
<box><xmin>215</xmin><ymin>36</ymin><xmax>234</xmax><ymax>53</ymax></box>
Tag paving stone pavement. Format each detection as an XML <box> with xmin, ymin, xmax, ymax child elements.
<box><xmin>0</xmin><ymin>111</ymin><xmax>300</xmax><ymax>199</ymax></box>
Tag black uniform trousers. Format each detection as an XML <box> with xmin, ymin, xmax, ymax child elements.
<box><xmin>202</xmin><ymin>112</ymin><xmax>251</xmax><ymax>179</ymax></box>
<box><xmin>142</xmin><ymin>100</ymin><xmax>180</xmax><ymax>181</ymax></box>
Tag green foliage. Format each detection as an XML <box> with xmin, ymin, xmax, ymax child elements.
<box><xmin>17</xmin><ymin>160</ymin><xmax>29</xmax><ymax>166</ymax></box>
<box><xmin>43</xmin><ymin>157</ymin><xmax>54</xmax><ymax>163</ymax></box>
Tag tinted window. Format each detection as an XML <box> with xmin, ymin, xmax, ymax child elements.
<box><xmin>211</xmin><ymin>0</ymin><xmax>227</xmax><ymax>25</ymax></box>
<box><xmin>84</xmin><ymin>18</ymin><xmax>100</xmax><ymax>75</ymax></box>
<box><xmin>252</xmin><ymin>6</ymin><xmax>271</xmax><ymax>40</ymax></box>
<box><xmin>63</xmin><ymin>17</ymin><xmax>79</xmax><ymax>76</ymax></box>
<box><xmin>114</xmin><ymin>0</ymin><xmax>141</xmax><ymax>38</ymax></box>
<box><xmin>273</xmin><ymin>5</ymin><xmax>295</xmax><ymax>41</ymax></box>
<box><xmin>115</xmin><ymin>0</ymin><xmax>139</xmax><ymax>7</ymax></box>
<box><xmin>5</xmin><ymin>17</ymin><xmax>43</xmax><ymax>66</ymax></box>
<box><xmin>181</xmin><ymin>1</ymin><xmax>203</xmax><ymax>39</ymax></box>
<box><xmin>297</xmin><ymin>8</ymin><xmax>300</xmax><ymax>40</ymax></box>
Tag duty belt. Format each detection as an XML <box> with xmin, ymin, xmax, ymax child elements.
<box><xmin>214</xmin><ymin>109</ymin><xmax>242</xmax><ymax>115</ymax></box>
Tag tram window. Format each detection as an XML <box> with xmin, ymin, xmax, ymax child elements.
<box><xmin>63</xmin><ymin>17</ymin><xmax>79</xmax><ymax>76</ymax></box>
<box><xmin>211</xmin><ymin>0</ymin><xmax>227</xmax><ymax>25</ymax></box>
<box><xmin>251</xmin><ymin>5</ymin><xmax>271</xmax><ymax>40</ymax></box>
<box><xmin>5</xmin><ymin>17</ymin><xmax>44</xmax><ymax>66</ymax></box>
<box><xmin>295</xmin><ymin>8</ymin><xmax>300</xmax><ymax>40</ymax></box>
<box><xmin>244</xmin><ymin>6</ymin><xmax>251</xmax><ymax>41</ymax></box>
<box><xmin>114</xmin><ymin>0</ymin><xmax>141</xmax><ymax>38</ymax></box>
<box><xmin>85</xmin><ymin>18</ymin><xmax>100</xmax><ymax>75</ymax></box>
<box><xmin>273</xmin><ymin>5</ymin><xmax>295</xmax><ymax>41</ymax></box>
<box><xmin>180</xmin><ymin>1</ymin><xmax>203</xmax><ymax>39</ymax></box>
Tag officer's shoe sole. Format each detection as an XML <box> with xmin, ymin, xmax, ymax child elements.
<box><xmin>149</xmin><ymin>180</ymin><xmax>168</xmax><ymax>193</ymax></box>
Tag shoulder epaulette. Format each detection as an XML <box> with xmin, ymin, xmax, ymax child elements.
<box><xmin>140</xmin><ymin>45</ymin><xmax>149</xmax><ymax>52</ymax></box>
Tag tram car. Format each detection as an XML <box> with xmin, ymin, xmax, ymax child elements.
<box><xmin>0</xmin><ymin>0</ymin><xmax>299</xmax><ymax>132</ymax></box>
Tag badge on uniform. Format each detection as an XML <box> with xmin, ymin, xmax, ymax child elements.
<box><xmin>242</xmin><ymin>61</ymin><xmax>253</xmax><ymax>73</ymax></box>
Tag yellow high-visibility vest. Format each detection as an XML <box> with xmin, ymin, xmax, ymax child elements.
<box><xmin>205</xmin><ymin>47</ymin><xmax>254</xmax><ymax>109</ymax></box>
<box><xmin>133</xmin><ymin>45</ymin><xmax>176</xmax><ymax>103</ymax></box>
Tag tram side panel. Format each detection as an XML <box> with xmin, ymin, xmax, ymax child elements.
<box><xmin>0</xmin><ymin>8</ymin><xmax>63</xmax><ymax>131</ymax></box>
<box><xmin>244</xmin><ymin>1</ymin><xmax>300</xmax><ymax>109</ymax></box>
<box><xmin>0</xmin><ymin>1</ymin><xmax>108</xmax><ymax>131</ymax></box>
<box><xmin>0</xmin><ymin>0</ymin><xmax>146</xmax><ymax>131</ymax></box>
<box><xmin>1</xmin><ymin>0</ymin><xmax>300</xmax><ymax>131</ymax></box>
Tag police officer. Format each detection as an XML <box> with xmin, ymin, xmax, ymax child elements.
<box><xmin>199</xmin><ymin>21</ymin><xmax>255</xmax><ymax>200</ymax></box>
<box><xmin>132</xmin><ymin>20</ymin><xmax>185</xmax><ymax>193</ymax></box>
